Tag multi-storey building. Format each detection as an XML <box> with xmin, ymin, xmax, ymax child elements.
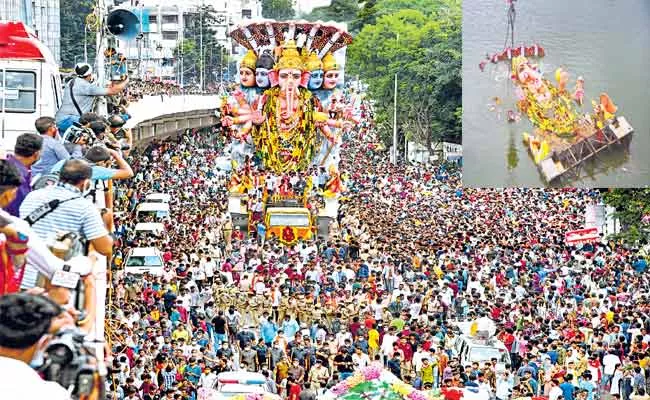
<box><xmin>1</xmin><ymin>0</ymin><xmax>61</xmax><ymax>63</ymax></box>
<box><xmin>116</xmin><ymin>0</ymin><xmax>261</xmax><ymax>82</ymax></box>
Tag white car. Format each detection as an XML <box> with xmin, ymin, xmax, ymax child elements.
<box><xmin>136</xmin><ymin>202</ymin><xmax>170</xmax><ymax>221</ymax></box>
<box><xmin>123</xmin><ymin>247</ymin><xmax>165</xmax><ymax>277</ymax></box>
<box><xmin>145</xmin><ymin>193</ymin><xmax>171</xmax><ymax>203</ymax></box>
<box><xmin>210</xmin><ymin>371</ymin><xmax>280</xmax><ymax>400</ymax></box>
<box><xmin>134</xmin><ymin>222</ymin><xmax>166</xmax><ymax>238</ymax></box>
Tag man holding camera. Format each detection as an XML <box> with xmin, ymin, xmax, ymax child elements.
<box><xmin>18</xmin><ymin>160</ymin><xmax>113</xmax><ymax>289</ymax></box>
<box><xmin>0</xmin><ymin>293</ymin><xmax>74</xmax><ymax>399</ymax></box>
<box><xmin>4</xmin><ymin>133</ymin><xmax>43</xmax><ymax>217</ymax></box>
<box><xmin>55</xmin><ymin>63</ymin><xmax>129</xmax><ymax>133</ymax></box>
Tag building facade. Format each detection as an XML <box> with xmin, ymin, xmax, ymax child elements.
<box><xmin>1</xmin><ymin>0</ymin><xmax>61</xmax><ymax>63</ymax></box>
<box><xmin>116</xmin><ymin>0</ymin><xmax>261</xmax><ymax>82</ymax></box>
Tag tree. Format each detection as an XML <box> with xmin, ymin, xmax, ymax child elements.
<box><xmin>349</xmin><ymin>0</ymin><xmax>378</xmax><ymax>33</ymax></box>
<box><xmin>602</xmin><ymin>189</ymin><xmax>650</xmax><ymax>244</ymax></box>
<box><xmin>60</xmin><ymin>0</ymin><xmax>96</xmax><ymax>67</ymax></box>
<box><xmin>303</xmin><ymin>0</ymin><xmax>359</xmax><ymax>23</ymax></box>
<box><xmin>262</xmin><ymin>0</ymin><xmax>295</xmax><ymax>20</ymax></box>
<box><xmin>176</xmin><ymin>5</ymin><xmax>228</xmax><ymax>87</ymax></box>
<box><xmin>347</xmin><ymin>0</ymin><xmax>461</xmax><ymax>148</ymax></box>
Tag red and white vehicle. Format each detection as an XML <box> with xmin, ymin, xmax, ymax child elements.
<box><xmin>0</xmin><ymin>21</ymin><xmax>62</xmax><ymax>151</ymax></box>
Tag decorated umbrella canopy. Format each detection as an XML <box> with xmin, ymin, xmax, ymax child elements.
<box><xmin>320</xmin><ymin>365</ymin><xmax>433</xmax><ymax>400</ymax></box>
<box><xmin>319</xmin><ymin>365</ymin><xmax>490</xmax><ymax>400</ymax></box>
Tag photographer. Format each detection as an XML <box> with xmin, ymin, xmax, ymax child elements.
<box><xmin>1</xmin><ymin>159</ymin><xmax>90</xmax><ymax>296</ymax></box>
<box><xmin>107</xmin><ymin>115</ymin><xmax>133</xmax><ymax>154</ymax></box>
<box><xmin>55</xmin><ymin>63</ymin><xmax>129</xmax><ymax>133</ymax></box>
<box><xmin>0</xmin><ymin>293</ymin><xmax>74</xmax><ymax>399</ymax></box>
<box><xmin>18</xmin><ymin>160</ymin><xmax>113</xmax><ymax>289</ymax></box>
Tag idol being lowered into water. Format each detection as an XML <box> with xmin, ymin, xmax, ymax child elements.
<box><xmin>222</xmin><ymin>39</ymin><xmax>356</xmax><ymax>173</ymax></box>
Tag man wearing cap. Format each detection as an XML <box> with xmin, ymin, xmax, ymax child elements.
<box><xmin>55</xmin><ymin>63</ymin><xmax>129</xmax><ymax>133</ymax></box>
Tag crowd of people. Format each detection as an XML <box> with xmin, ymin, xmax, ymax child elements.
<box><xmin>1</xmin><ymin>75</ymin><xmax>650</xmax><ymax>400</ymax></box>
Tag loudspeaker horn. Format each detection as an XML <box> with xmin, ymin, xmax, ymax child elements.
<box><xmin>106</xmin><ymin>8</ymin><xmax>141</xmax><ymax>40</ymax></box>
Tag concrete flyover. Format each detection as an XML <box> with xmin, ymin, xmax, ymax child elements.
<box><xmin>124</xmin><ymin>95</ymin><xmax>220</xmax><ymax>146</ymax></box>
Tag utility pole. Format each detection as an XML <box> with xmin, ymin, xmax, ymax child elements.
<box><xmin>199</xmin><ymin>0</ymin><xmax>204</xmax><ymax>92</ymax></box>
<box><xmin>95</xmin><ymin>0</ymin><xmax>107</xmax><ymax>117</ymax></box>
<box><xmin>392</xmin><ymin>33</ymin><xmax>399</xmax><ymax>165</ymax></box>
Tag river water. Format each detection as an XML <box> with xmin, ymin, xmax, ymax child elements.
<box><xmin>462</xmin><ymin>0</ymin><xmax>650</xmax><ymax>187</ymax></box>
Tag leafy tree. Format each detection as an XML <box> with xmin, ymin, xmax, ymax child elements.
<box><xmin>347</xmin><ymin>0</ymin><xmax>461</xmax><ymax>148</ymax></box>
<box><xmin>349</xmin><ymin>0</ymin><xmax>378</xmax><ymax>33</ymax></box>
<box><xmin>602</xmin><ymin>189</ymin><xmax>650</xmax><ymax>244</ymax></box>
<box><xmin>262</xmin><ymin>0</ymin><xmax>296</xmax><ymax>20</ymax></box>
<box><xmin>60</xmin><ymin>0</ymin><xmax>96</xmax><ymax>67</ymax></box>
<box><xmin>175</xmin><ymin>5</ymin><xmax>228</xmax><ymax>86</ymax></box>
<box><xmin>303</xmin><ymin>0</ymin><xmax>359</xmax><ymax>23</ymax></box>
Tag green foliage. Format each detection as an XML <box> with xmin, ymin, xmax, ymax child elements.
<box><xmin>303</xmin><ymin>0</ymin><xmax>360</xmax><ymax>23</ymax></box>
<box><xmin>60</xmin><ymin>0</ymin><xmax>96</xmax><ymax>67</ymax></box>
<box><xmin>347</xmin><ymin>0</ymin><xmax>461</xmax><ymax>148</ymax></box>
<box><xmin>176</xmin><ymin>5</ymin><xmax>228</xmax><ymax>86</ymax></box>
<box><xmin>262</xmin><ymin>0</ymin><xmax>296</xmax><ymax>20</ymax></box>
<box><xmin>602</xmin><ymin>189</ymin><xmax>650</xmax><ymax>244</ymax></box>
<box><xmin>350</xmin><ymin>0</ymin><xmax>378</xmax><ymax>33</ymax></box>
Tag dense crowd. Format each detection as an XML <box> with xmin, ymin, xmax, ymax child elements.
<box><xmin>1</xmin><ymin>82</ymin><xmax>649</xmax><ymax>400</ymax></box>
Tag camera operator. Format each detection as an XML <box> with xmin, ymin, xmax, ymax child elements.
<box><xmin>107</xmin><ymin>115</ymin><xmax>133</xmax><ymax>154</ymax></box>
<box><xmin>0</xmin><ymin>293</ymin><xmax>74</xmax><ymax>399</ymax></box>
<box><xmin>1</xmin><ymin>159</ymin><xmax>92</xmax><ymax>296</ymax></box>
<box><xmin>55</xmin><ymin>63</ymin><xmax>129</xmax><ymax>133</ymax></box>
<box><xmin>18</xmin><ymin>160</ymin><xmax>113</xmax><ymax>290</ymax></box>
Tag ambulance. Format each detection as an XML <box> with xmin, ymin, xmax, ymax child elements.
<box><xmin>0</xmin><ymin>21</ymin><xmax>62</xmax><ymax>151</ymax></box>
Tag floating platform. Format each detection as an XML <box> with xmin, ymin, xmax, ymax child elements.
<box><xmin>537</xmin><ymin>116</ymin><xmax>633</xmax><ymax>184</ymax></box>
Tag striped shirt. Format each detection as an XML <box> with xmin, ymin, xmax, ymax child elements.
<box><xmin>19</xmin><ymin>182</ymin><xmax>108</xmax><ymax>288</ymax></box>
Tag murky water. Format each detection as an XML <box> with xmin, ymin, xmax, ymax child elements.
<box><xmin>462</xmin><ymin>0</ymin><xmax>650</xmax><ymax>187</ymax></box>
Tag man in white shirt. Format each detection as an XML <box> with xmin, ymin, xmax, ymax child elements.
<box><xmin>0</xmin><ymin>293</ymin><xmax>73</xmax><ymax>400</ymax></box>
<box><xmin>602</xmin><ymin>349</ymin><xmax>621</xmax><ymax>386</ymax></box>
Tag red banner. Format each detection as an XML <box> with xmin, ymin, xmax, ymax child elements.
<box><xmin>565</xmin><ymin>227</ymin><xmax>599</xmax><ymax>245</ymax></box>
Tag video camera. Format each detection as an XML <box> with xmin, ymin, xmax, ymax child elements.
<box><xmin>38</xmin><ymin>328</ymin><xmax>104</xmax><ymax>399</ymax></box>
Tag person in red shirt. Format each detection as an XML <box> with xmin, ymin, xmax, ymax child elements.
<box><xmin>140</xmin><ymin>374</ymin><xmax>157</xmax><ymax>397</ymax></box>
<box><xmin>397</xmin><ymin>336</ymin><xmax>413</xmax><ymax>362</ymax></box>
<box><xmin>287</xmin><ymin>376</ymin><xmax>302</xmax><ymax>400</ymax></box>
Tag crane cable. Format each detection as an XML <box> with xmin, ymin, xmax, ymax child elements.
<box><xmin>503</xmin><ymin>0</ymin><xmax>517</xmax><ymax>51</ymax></box>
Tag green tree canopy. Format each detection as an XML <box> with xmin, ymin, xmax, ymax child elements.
<box><xmin>262</xmin><ymin>0</ymin><xmax>296</xmax><ymax>20</ymax></box>
<box><xmin>302</xmin><ymin>0</ymin><xmax>359</xmax><ymax>23</ymax></box>
<box><xmin>602</xmin><ymin>189</ymin><xmax>650</xmax><ymax>244</ymax></box>
<box><xmin>60</xmin><ymin>0</ymin><xmax>96</xmax><ymax>67</ymax></box>
<box><xmin>175</xmin><ymin>5</ymin><xmax>228</xmax><ymax>87</ymax></box>
<box><xmin>347</xmin><ymin>0</ymin><xmax>461</xmax><ymax>147</ymax></box>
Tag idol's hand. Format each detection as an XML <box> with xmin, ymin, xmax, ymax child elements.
<box><xmin>222</xmin><ymin>116</ymin><xmax>235</xmax><ymax>127</ymax></box>
<box><xmin>252</xmin><ymin>111</ymin><xmax>264</xmax><ymax>125</ymax></box>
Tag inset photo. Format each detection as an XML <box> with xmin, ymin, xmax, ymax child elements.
<box><xmin>462</xmin><ymin>0</ymin><xmax>649</xmax><ymax>187</ymax></box>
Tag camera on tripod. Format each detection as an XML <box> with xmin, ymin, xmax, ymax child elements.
<box><xmin>38</xmin><ymin>328</ymin><xmax>103</xmax><ymax>399</ymax></box>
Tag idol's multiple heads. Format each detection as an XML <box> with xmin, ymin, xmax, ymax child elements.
<box><xmin>237</xmin><ymin>43</ymin><xmax>342</xmax><ymax>91</ymax></box>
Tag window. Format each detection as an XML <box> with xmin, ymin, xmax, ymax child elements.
<box><xmin>162</xmin><ymin>31</ymin><xmax>178</xmax><ymax>41</ymax></box>
<box><xmin>242</xmin><ymin>9</ymin><xmax>252</xmax><ymax>19</ymax></box>
<box><xmin>148</xmin><ymin>15</ymin><xmax>157</xmax><ymax>24</ymax></box>
<box><xmin>126</xmin><ymin>255</ymin><xmax>163</xmax><ymax>267</ymax></box>
<box><xmin>268</xmin><ymin>213</ymin><xmax>310</xmax><ymax>227</ymax></box>
<box><xmin>162</xmin><ymin>15</ymin><xmax>178</xmax><ymax>24</ymax></box>
<box><xmin>0</xmin><ymin>70</ymin><xmax>37</xmax><ymax>112</ymax></box>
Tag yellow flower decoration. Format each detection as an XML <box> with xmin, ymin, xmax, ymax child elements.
<box><xmin>391</xmin><ymin>382</ymin><xmax>412</xmax><ymax>396</ymax></box>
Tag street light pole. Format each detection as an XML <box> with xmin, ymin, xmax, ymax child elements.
<box><xmin>84</xmin><ymin>24</ymin><xmax>88</xmax><ymax>63</ymax></box>
<box><xmin>199</xmin><ymin>0</ymin><xmax>204</xmax><ymax>92</ymax></box>
<box><xmin>392</xmin><ymin>33</ymin><xmax>399</xmax><ymax>165</ymax></box>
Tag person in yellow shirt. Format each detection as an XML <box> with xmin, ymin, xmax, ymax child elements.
<box><xmin>368</xmin><ymin>324</ymin><xmax>380</xmax><ymax>358</ymax></box>
<box><xmin>421</xmin><ymin>358</ymin><xmax>435</xmax><ymax>386</ymax></box>
<box><xmin>172</xmin><ymin>325</ymin><xmax>190</xmax><ymax>342</ymax></box>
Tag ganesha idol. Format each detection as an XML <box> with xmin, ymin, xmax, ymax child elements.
<box><xmin>222</xmin><ymin>40</ymin><xmax>356</xmax><ymax>173</ymax></box>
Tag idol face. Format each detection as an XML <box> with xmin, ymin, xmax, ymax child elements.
<box><xmin>308</xmin><ymin>69</ymin><xmax>324</xmax><ymax>90</ymax></box>
<box><xmin>278</xmin><ymin>68</ymin><xmax>302</xmax><ymax>95</ymax></box>
<box><xmin>255</xmin><ymin>68</ymin><xmax>270</xmax><ymax>88</ymax></box>
<box><xmin>323</xmin><ymin>70</ymin><xmax>340</xmax><ymax>90</ymax></box>
<box><xmin>239</xmin><ymin>67</ymin><xmax>255</xmax><ymax>87</ymax></box>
